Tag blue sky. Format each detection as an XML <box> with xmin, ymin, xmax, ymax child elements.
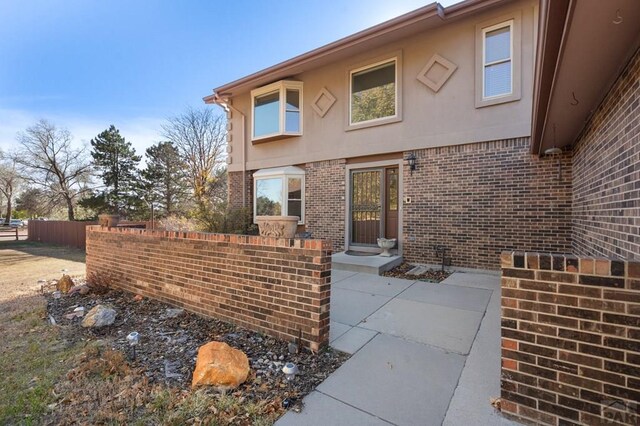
<box><xmin>0</xmin><ymin>0</ymin><xmax>460</xmax><ymax>154</ymax></box>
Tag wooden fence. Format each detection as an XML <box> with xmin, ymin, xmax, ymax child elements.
<box><xmin>28</xmin><ymin>221</ymin><xmax>98</xmax><ymax>249</ymax></box>
<box><xmin>28</xmin><ymin>220</ymin><xmax>149</xmax><ymax>249</ymax></box>
<box><xmin>0</xmin><ymin>226</ymin><xmax>19</xmax><ymax>241</ymax></box>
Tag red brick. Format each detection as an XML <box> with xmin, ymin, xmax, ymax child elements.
<box><xmin>86</xmin><ymin>226</ymin><xmax>331</xmax><ymax>350</ymax></box>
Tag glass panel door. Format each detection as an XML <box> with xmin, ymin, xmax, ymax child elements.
<box><xmin>351</xmin><ymin>170</ymin><xmax>382</xmax><ymax>245</ymax></box>
<box><xmin>385</xmin><ymin>168</ymin><xmax>399</xmax><ymax>240</ymax></box>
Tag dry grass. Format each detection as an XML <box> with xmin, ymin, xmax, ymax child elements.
<box><xmin>48</xmin><ymin>344</ymin><xmax>282</xmax><ymax>425</ymax></box>
<box><xmin>0</xmin><ymin>241</ymin><xmax>86</xmax><ymax>301</ymax></box>
<box><xmin>0</xmin><ymin>242</ymin><xmax>284</xmax><ymax>425</ymax></box>
<box><xmin>0</xmin><ymin>295</ymin><xmax>86</xmax><ymax>425</ymax></box>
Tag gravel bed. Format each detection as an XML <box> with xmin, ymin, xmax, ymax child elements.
<box><xmin>46</xmin><ymin>285</ymin><xmax>349</xmax><ymax>411</ymax></box>
<box><xmin>381</xmin><ymin>262</ymin><xmax>452</xmax><ymax>282</ymax></box>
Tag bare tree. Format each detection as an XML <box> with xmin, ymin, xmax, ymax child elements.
<box><xmin>161</xmin><ymin>108</ymin><xmax>227</xmax><ymax>225</ymax></box>
<box><xmin>0</xmin><ymin>152</ymin><xmax>21</xmax><ymax>224</ymax></box>
<box><xmin>15</xmin><ymin>120</ymin><xmax>92</xmax><ymax>220</ymax></box>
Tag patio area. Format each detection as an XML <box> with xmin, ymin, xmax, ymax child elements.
<box><xmin>278</xmin><ymin>269</ymin><xmax>519</xmax><ymax>426</ymax></box>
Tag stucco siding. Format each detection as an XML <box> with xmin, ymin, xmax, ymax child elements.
<box><xmin>225</xmin><ymin>0</ymin><xmax>538</xmax><ymax>172</ymax></box>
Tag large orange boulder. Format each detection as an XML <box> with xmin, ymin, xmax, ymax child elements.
<box><xmin>191</xmin><ymin>342</ymin><xmax>250</xmax><ymax>390</ymax></box>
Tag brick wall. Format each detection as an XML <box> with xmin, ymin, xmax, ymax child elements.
<box><xmin>228</xmin><ymin>170</ymin><xmax>253</xmax><ymax>211</ymax></box>
<box><xmin>403</xmin><ymin>138</ymin><xmax>573</xmax><ymax>270</ymax></box>
<box><xmin>86</xmin><ymin>226</ymin><xmax>331</xmax><ymax>351</ymax></box>
<box><xmin>305</xmin><ymin>159</ymin><xmax>346</xmax><ymax>252</ymax></box>
<box><xmin>572</xmin><ymin>48</ymin><xmax>640</xmax><ymax>261</ymax></box>
<box><xmin>501</xmin><ymin>252</ymin><xmax>640</xmax><ymax>425</ymax></box>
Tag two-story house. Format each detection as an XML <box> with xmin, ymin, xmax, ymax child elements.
<box><xmin>204</xmin><ymin>0</ymin><xmax>639</xmax><ymax>271</ymax></box>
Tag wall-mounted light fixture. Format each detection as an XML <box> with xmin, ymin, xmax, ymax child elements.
<box><xmin>406</xmin><ymin>152</ymin><xmax>417</xmax><ymax>175</ymax></box>
<box><xmin>545</xmin><ymin>147</ymin><xmax>563</xmax><ymax>181</ymax></box>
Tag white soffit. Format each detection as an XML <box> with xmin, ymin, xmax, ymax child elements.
<box><xmin>253</xmin><ymin>166</ymin><xmax>306</xmax><ymax>178</ymax></box>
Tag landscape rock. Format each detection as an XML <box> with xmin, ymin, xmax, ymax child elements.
<box><xmin>64</xmin><ymin>306</ymin><xmax>85</xmax><ymax>320</ymax></box>
<box><xmin>191</xmin><ymin>341</ymin><xmax>250</xmax><ymax>390</ymax></box>
<box><xmin>81</xmin><ymin>305</ymin><xmax>116</xmax><ymax>328</ymax></box>
<box><xmin>164</xmin><ymin>308</ymin><xmax>185</xmax><ymax>319</ymax></box>
<box><xmin>57</xmin><ymin>275</ymin><xmax>74</xmax><ymax>293</ymax></box>
<box><xmin>68</xmin><ymin>284</ymin><xmax>89</xmax><ymax>296</ymax></box>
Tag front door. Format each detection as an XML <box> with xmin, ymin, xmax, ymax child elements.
<box><xmin>350</xmin><ymin>167</ymin><xmax>399</xmax><ymax>247</ymax></box>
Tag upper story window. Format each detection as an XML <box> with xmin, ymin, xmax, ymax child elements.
<box><xmin>475</xmin><ymin>13</ymin><xmax>521</xmax><ymax>108</ymax></box>
<box><xmin>251</xmin><ymin>80</ymin><xmax>303</xmax><ymax>142</ymax></box>
<box><xmin>482</xmin><ymin>21</ymin><xmax>513</xmax><ymax>99</ymax></box>
<box><xmin>253</xmin><ymin>166</ymin><xmax>305</xmax><ymax>224</ymax></box>
<box><xmin>348</xmin><ymin>54</ymin><xmax>402</xmax><ymax>130</ymax></box>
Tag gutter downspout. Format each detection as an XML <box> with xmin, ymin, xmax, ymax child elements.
<box><xmin>212</xmin><ymin>93</ymin><xmax>247</xmax><ymax>209</ymax></box>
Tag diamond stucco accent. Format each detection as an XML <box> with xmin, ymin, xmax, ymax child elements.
<box><xmin>416</xmin><ymin>54</ymin><xmax>457</xmax><ymax>93</ymax></box>
<box><xmin>311</xmin><ymin>87</ymin><xmax>336</xmax><ymax>117</ymax></box>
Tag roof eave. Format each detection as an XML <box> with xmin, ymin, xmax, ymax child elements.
<box><xmin>207</xmin><ymin>0</ymin><xmax>510</xmax><ymax>98</ymax></box>
<box><xmin>530</xmin><ymin>0</ymin><xmax>572</xmax><ymax>155</ymax></box>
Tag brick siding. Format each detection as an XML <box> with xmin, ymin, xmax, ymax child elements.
<box><xmin>304</xmin><ymin>159</ymin><xmax>346</xmax><ymax>252</ymax></box>
<box><xmin>501</xmin><ymin>252</ymin><xmax>640</xmax><ymax>425</ymax></box>
<box><xmin>86</xmin><ymin>226</ymin><xmax>331</xmax><ymax>351</ymax></box>
<box><xmin>572</xmin><ymin>48</ymin><xmax>640</xmax><ymax>261</ymax></box>
<box><xmin>403</xmin><ymin>138</ymin><xmax>573</xmax><ymax>270</ymax></box>
<box><xmin>228</xmin><ymin>170</ymin><xmax>253</xmax><ymax>211</ymax></box>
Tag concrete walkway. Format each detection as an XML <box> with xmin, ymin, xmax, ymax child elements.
<box><xmin>277</xmin><ymin>270</ymin><xmax>519</xmax><ymax>426</ymax></box>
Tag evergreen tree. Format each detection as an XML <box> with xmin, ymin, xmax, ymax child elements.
<box><xmin>82</xmin><ymin>125</ymin><xmax>142</xmax><ymax>216</ymax></box>
<box><xmin>141</xmin><ymin>141</ymin><xmax>190</xmax><ymax>216</ymax></box>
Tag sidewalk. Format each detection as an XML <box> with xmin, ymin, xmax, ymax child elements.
<box><xmin>277</xmin><ymin>270</ymin><xmax>519</xmax><ymax>426</ymax></box>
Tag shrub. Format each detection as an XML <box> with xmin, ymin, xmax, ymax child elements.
<box><xmin>85</xmin><ymin>271</ymin><xmax>118</xmax><ymax>295</ymax></box>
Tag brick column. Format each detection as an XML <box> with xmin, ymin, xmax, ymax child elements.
<box><xmin>501</xmin><ymin>252</ymin><xmax>640</xmax><ymax>425</ymax></box>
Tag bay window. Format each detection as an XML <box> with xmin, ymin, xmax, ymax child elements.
<box><xmin>251</xmin><ymin>81</ymin><xmax>303</xmax><ymax>142</ymax></box>
<box><xmin>253</xmin><ymin>166</ymin><xmax>305</xmax><ymax>223</ymax></box>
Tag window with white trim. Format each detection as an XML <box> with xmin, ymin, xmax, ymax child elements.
<box><xmin>251</xmin><ymin>81</ymin><xmax>303</xmax><ymax>142</ymax></box>
<box><xmin>475</xmin><ymin>13</ymin><xmax>521</xmax><ymax>108</ymax></box>
<box><xmin>349</xmin><ymin>58</ymin><xmax>398</xmax><ymax>125</ymax></box>
<box><xmin>253</xmin><ymin>166</ymin><xmax>305</xmax><ymax>223</ymax></box>
<box><xmin>482</xmin><ymin>21</ymin><xmax>513</xmax><ymax>99</ymax></box>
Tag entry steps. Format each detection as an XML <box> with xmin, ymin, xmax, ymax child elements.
<box><xmin>332</xmin><ymin>252</ymin><xmax>403</xmax><ymax>274</ymax></box>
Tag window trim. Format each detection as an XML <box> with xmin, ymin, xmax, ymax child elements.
<box><xmin>475</xmin><ymin>12</ymin><xmax>521</xmax><ymax>108</ymax></box>
<box><xmin>253</xmin><ymin>166</ymin><xmax>305</xmax><ymax>224</ymax></box>
<box><xmin>346</xmin><ymin>51</ymin><xmax>403</xmax><ymax>131</ymax></box>
<box><xmin>250</xmin><ymin>80</ymin><xmax>303</xmax><ymax>142</ymax></box>
<box><xmin>482</xmin><ymin>20</ymin><xmax>513</xmax><ymax>100</ymax></box>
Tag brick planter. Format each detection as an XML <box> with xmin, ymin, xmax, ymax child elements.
<box><xmin>86</xmin><ymin>226</ymin><xmax>332</xmax><ymax>351</ymax></box>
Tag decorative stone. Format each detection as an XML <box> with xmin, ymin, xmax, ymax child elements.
<box><xmin>164</xmin><ymin>308</ymin><xmax>185</xmax><ymax>319</ymax></box>
<box><xmin>81</xmin><ymin>305</ymin><xmax>117</xmax><ymax>328</ymax></box>
<box><xmin>191</xmin><ymin>341</ymin><xmax>250</xmax><ymax>390</ymax></box>
<box><xmin>256</xmin><ymin>216</ymin><xmax>299</xmax><ymax>238</ymax></box>
<box><xmin>68</xmin><ymin>284</ymin><xmax>89</xmax><ymax>296</ymax></box>
<box><xmin>57</xmin><ymin>275</ymin><xmax>74</xmax><ymax>293</ymax></box>
<box><xmin>407</xmin><ymin>266</ymin><xmax>428</xmax><ymax>275</ymax></box>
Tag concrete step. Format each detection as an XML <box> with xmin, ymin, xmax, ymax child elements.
<box><xmin>332</xmin><ymin>252</ymin><xmax>403</xmax><ymax>274</ymax></box>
